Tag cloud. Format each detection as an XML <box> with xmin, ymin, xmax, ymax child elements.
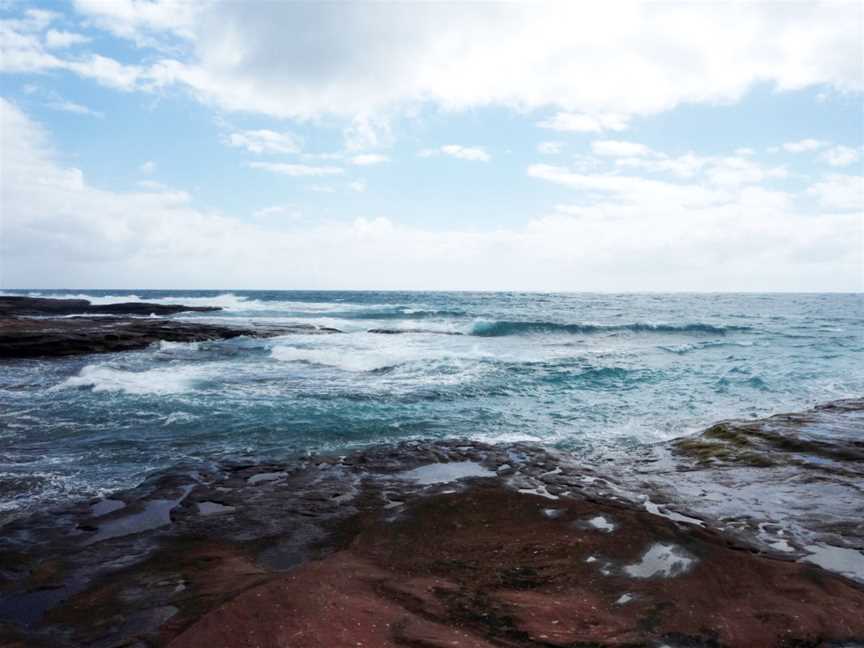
<box><xmin>819</xmin><ymin>145</ymin><xmax>861</xmax><ymax>167</ymax></box>
<box><xmin>46</xmin><ymin>98</ymin><xmax>103</xmax><ymax>117</ymax></box>
<box><xmin>348</xmin><ymin>180</ymin><xmax>367</xmax><ymax>192</ymax></box>
<box><xmin>253</xmin><ymin>205</ymin><xmax>301</xmax><ymax>221</ymax></box>
<box><xmin>71</xmin><ymin>0</ymin><xmax>198</xmax><ymax>46</ymax></box>
<box><xmin>704</xmin><ymin>156</ymin><xmax>787</xmax><ymax>187</ymax></box>
<box><xmin>615</xmin><ymin>152</ymin><xmax>706</xmax><ymax>179</ymax></box>
<box><xmin>537</xmin><ymin>113</ymin><xmax>630</xmax><ymax>133</ymax></box>
<box><xmin>139</xmin><ymin>160</ymin><xmax>156</xmax><ymax>174</ymax></box>
<box><xmin>591</xmin><ymin>140</ymin><xmax>651</xmax><ymax>157</ymax></box>
<box><xmin>24</xmin><ymin>2</ymin><xmax>854</xmax><ymax>121</ymax></box>
<box><xmin>343</xmin><ymin>115</ymin><xmax>392</xmax><ymax>152</ymax></box>
<box><xmin>44</xmin><ymin>29</ymin><xmax>90</xmax><ymax>49</ymax></box>
<box><xmin>21</xmin><ymin>85</ymin><xmax>104</xmax><ymax>117</ymax></box>
<box><xmin>584</xmin><ymin>143</ymin><xmax>786</xmax><ymax>185</ymax></box>
<box><xmin>227</xmin><ymin>129</ymin><xmax>301</xmax><ymax>155</ymax></box>
<box><xmin>351</xmin><ymin>154</ymin><xmax>388</xmax><ymax>166</ymax></box>
<box><xmin>537</xmin><ymin>141</ymin><xmax>563</xmax><ymax>155</ymax></box>
<box><xmin>807</xmin><ymin>174</ymin><xmax>864</xmax><ymax>211</ymax></box>
<box><xmin>2</xmin><ymin>98</ymin><xmax>861</xmax><ymax>292</ymax></box>
<box><xmin>783</xmin><ymin>139</ymin><xmax>828</xmax><ymax>153</ymax></box>
<box><xmin>420</xmin><ymin>145</ymin><xmax>490</xmax><ymax>161</ymax></box>
<box><xmin>248</xmin><ymin>162</ymin><xmax>344</xmax><ymax>177</ymax></box>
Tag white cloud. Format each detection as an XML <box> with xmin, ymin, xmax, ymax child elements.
<box><xmin>595</xmin><ymin>146</ymin><xmax>784</xmax><ymax>186</ymax></box>
<box><xmin>343</xmin><ymin>115</ymin><xmax>392</xmax><ymax>152</ymax></box>
<box><xmin>22</xmin><ymin>85</ymin><xmax>104</xmax><ymax>117</ymax></box>
<box><xmin>351</xmin><ymin>154</ymin><xmax>388</xmax><ymax>166</ymax></box>
<box><xmin>527</xmin><ymin>164</ymin><xmax>727</xmax><ymax>207</ymax></box>
<box><xmin>72</xmin><ymin>0</ymin><xmax>198</xmax><ymax>46</ymax></box>
<box><xmin>253</xmin><ymin>205</ymin><xmax>300</xmax><ymax>221</ymax></box>
<box><xmin>348</xmin><ymin>180</ymin><xmax>367</xmax><ymax>192</ymax></box>
<box><xmin>248</xmin><ymin>162</ymin><xmax>344</xmax><ymax>177</ymax></box>
<box><xmin>615</xmin><ymin>153</ymin><xmax>706</xmax><ymax>179</ymax></box>
<box><xmin>420</xmin><ymin>145</ymin><xmax>490</xmax><ymax>161</ymax></box>
<box><xmin>538</xmin><ymin>113</ymin><xmax>630</xmax><ymax>133</ymax></box>
<box><xmin>537</xmin><ymin>141</ymin><xmax>563</xmax><ymax>155</ymax></box>
<box><xmin>36</xmin><ymin>2</ymin><xmax>859</xmax><ymax>120</ymax></box>
<box><xmin>704</xmin><ymin>156</ymin><xmax>787</xmax><ymax>187</ymax></box>
<box><xmin>139</xmin><ymin>160</ymin><xmax>156</xmax><ymax>174</ymax></box>
<box><xmin>46</xmin><ymin>98</ymin><xmax>103</xmax><ymax>118</ymax></box>
<box><xmin>0</xmin><ymin>12</ymin><xmax>148</xmax><ymax>91</ymax></box>
<box><xmin>2</xmin><ymin>98</ymin><xmax>862</xmax><ymax>292</ymax></box>
<box><xmin>44</xmin><ymin>29</ymin><xmax>90</xmax><ymax>49</ymax></box>
<box><xmin>227</xmin><ymin>129</ymin><xmax>301</xmax><ymax>155</ymax></box>
<box><xmin>807</xmin><ymin>174</ymin><xmax>863</xmax><ymax>211</ymax></box>
<box><xmin>783</xmin><ymin>139</ymin><xmax>828</xmax><ymax>153</ymax></box>
<box><xmin>819</xmin><ymin>145</ymin><xmax>861</xmax><ymax>167</ymax></box>
<box><xmin>591</xmin><ymin>140</ymin><xmax>651</xmax><ymax>157</ymax></box>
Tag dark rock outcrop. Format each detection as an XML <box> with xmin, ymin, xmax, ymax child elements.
<box><xmin>0</xmin><ymin>297</ymin><xmax>343</xmax><ymax>358</ymax></box>
<box><xmin>0</xmin><ymin>296</ymin><xmax>220</xmax><ymax>317</ymax></box>
<box><xmin>0</xmin><ymin>317</ymin><xmax>255</xmax><ymax>358</ymax></box>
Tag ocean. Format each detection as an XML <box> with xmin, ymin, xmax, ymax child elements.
<box><xmin>1</xmin><ymin>290</ymin><xmax>862</xmax><ymax>522</ymax></box>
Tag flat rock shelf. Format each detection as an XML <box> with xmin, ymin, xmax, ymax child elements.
<box><xmin>0</xmin><ymin>297</ymin><xmax>341</xmax><ymax>358</ymax></box>
<box><xmin>0</xmin><ymin>438</ymin><xmax>862</xmax><ymax>648</ymax></box>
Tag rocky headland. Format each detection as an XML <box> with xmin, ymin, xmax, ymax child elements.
<box><xmin>0</xmin><ymin>297</ymin><xmax>340</xmax><ymax>358</ymax></box>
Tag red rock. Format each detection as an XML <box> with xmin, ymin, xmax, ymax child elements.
<box><xmin>169</xmin><ymin>485</ymin><xmax>864</xmax><ymax>647</ymax></box>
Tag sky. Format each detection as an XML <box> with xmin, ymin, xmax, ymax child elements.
<box><xmin>0</xmin><ymin>1</ymin><xmax>862</xmax><ymax>291</ymax></box>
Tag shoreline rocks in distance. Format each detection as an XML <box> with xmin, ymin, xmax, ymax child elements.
<box><xmin>0</xmin><ymin>297</ymin><xmax>341</xmax><ymax>359</ymax></box>
<box><xmin>0</xmin><ymin>296</ymin><xmax>221</xmax><ymax>317</ymax></box>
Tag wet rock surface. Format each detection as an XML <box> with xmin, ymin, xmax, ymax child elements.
<box><xmin>0</xmin><ymin>297</ymin><xmax>220</xmax><ymax>318</ymax></box>
<box><xmin>0</xmin><ymin>296</ymin><xmax>343</xmax><ymax>358</ymax></box>
<box><xmin>1</xmin><ymin>437</ymin><xmax>862</xmax><ymax>647</ymax></box>
<box><xmin>0</xmin><ymin>317</ymin><xmax>266</xmax><ymax>358</ymax></box>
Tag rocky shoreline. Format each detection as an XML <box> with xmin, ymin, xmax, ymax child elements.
<box><xmin>1</xmin><ymin>434</ymin><xmax>863</xmax><ymax>647</ymax></box>
<box><xmin>0</xmin><ymin>297</ymin><xmax>340</xmax><ymax>358</ymax></box>
<box><xmin>1</xmin><ymin>297</ymin><xmax>862</xmax><ymax>646</ymax></box>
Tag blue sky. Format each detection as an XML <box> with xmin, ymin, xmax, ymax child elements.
<box><xmin>1</xmin><ymin>1</ymin><xmax>862</xmax><ymax>290</ymax></box>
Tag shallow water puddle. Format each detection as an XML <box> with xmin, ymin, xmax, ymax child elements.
<box><xmin>802</xmin><ymin>544</ymin><xmax>864</xmax><ymax>582</ymax></box>
<box><xmin>84</xmin><ymin>485</ymin><xmax>193</xmax><ymax>545</ymax></box>
<box><xmin>90</xmin><ymin>498</ymin><xmax>125</xmax><ymax>517</ymax></box>
<box><xmin>197</xmin><ymin>501</ymin><xmax>236</xmax><ymax>516</ymax></box>
<box><xmin>397</xmin><ymin>461</ymin><xmax>494</xmax><ymax>485</ymax></box>
<box><xmin>642</xmin><ymin>498</ymin><xmax>704</xmax><ymax>526</ymax></box>
<box><xmin>248</xmin><ymin>471</ymin><xmax>287</xmax><ymax>485</ymax></box>
<box><xmin>586</xmin><ymin>515</ymin><xmax>616</xmax><ymax>532</ymax></box>
<box><xmin>624</xmin><ymin>543</ymin><xmax>695</xmax><ymax>578</ymax></box>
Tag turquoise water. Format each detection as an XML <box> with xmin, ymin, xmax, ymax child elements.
<box><xmin>1</xmin><ymin>291</ymin><xmax>862</xmax><ymax>518</ymax></box>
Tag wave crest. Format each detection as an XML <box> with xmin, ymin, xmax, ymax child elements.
<box><xmin>468</xmin><ymin>319</ymin><xmax>746</xmax><ymax>337</ymax></box>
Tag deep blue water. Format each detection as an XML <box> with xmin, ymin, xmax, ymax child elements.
<box><xmin>1</xmin><ymin>290</ymin><xmax>862</xmax><ymax>518</ymax></box>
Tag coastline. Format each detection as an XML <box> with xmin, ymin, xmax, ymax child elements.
<box><xmin>1</xmin><ymin>296</ymin><xmax>862</xmax><ymax>646</ymax></box>
<box><xmin>1</xmin><ymin>405</ymin><xmax>863</xmax><ymax>647</ymax></box>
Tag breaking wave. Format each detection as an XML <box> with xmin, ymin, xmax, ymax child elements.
<box><xmin>468</xmin><ymin>319</ymin><xmax>747</xmax><ymax>337</ymax></box>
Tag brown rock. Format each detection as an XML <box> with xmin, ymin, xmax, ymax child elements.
<box><xmin>169</xmin><ymin>485</ymin><xmax>864</xmax><ymax>648</ymax></box>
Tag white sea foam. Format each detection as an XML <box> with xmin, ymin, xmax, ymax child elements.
<box><xmin>18</xmin><ymin>291</ymin><xmax>392</xmax><ymax>315</ymax></box>
<box><xmin>158</xmin><ymin>340</ymin><xmax>200</xmax><ymax>352</ymax></box>
<box><xmin>269</xmin><ymin>334</ymin><xmax>487</xmax><ymax>373</ymax></box>
<box><xmin>54</xmin><ymin>364</ymin><xmax>210</xmax><ymax>395</ymax></box>
<box><xmin>271</xmin><ymin>346</ymin><xmax>403</xmax><ymax>372</ymax></box>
